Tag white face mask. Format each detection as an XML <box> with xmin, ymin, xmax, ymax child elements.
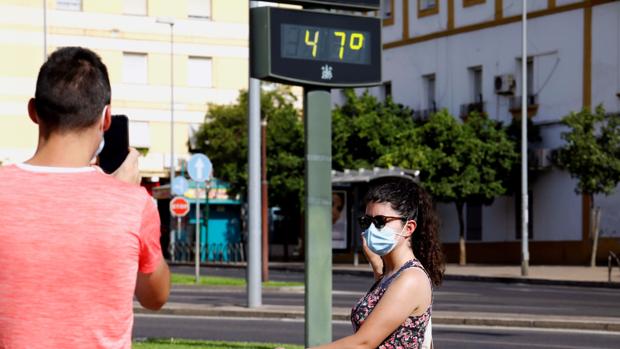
<box><xmin>92</xmin><ymin>105</ymin><xmax>108</xmax><ymax>160</ymax></box>
<box><xmin>363</xmin><ymin>223</ymin><xmax>409</xmax><ymax>256</ymax></box>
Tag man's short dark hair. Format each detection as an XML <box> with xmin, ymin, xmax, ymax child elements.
<box><xmin>35</xmin><ymin>47</ymin><xmax>111</xmax><ymax>138</ymax></box>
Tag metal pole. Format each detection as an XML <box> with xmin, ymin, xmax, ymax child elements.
<box><xmin>261</xmin><ymin>119</ymin><xmax>269</xmax><ymax>282</ymax></box>
<box><xmin>170</xmin><ymin>22</ymin><xmax>175</xmax><ymax>184</ymax></box>
<box><xmin>43</xmin><ymin>0</ymin><xmax>47</xmax><ymax>60</ymax></box>
<box><xmin>304</xmin><ymin>88</ymin><xmax>332</xmax><ymax>347</ymax></box>
<box><xmin>521</xmin><ymin>0</ymin><xmax>530</xmax><ymax>276</ymax></box>
<box><xmin>195</xmin><ymin>183</ymin><xmax>201</xmax><ymax>283</ymax></box>
<box><xmin>174</xmin><ymin>216</ymin><xmax>180</xmax><ymax>262</ymax></box>
<box><xmin>247</xmin><ymin>0</ymin><xmax>262</xmax><ymax>308</ymax></box>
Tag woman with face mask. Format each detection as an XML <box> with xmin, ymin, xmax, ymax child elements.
<box><xmin>306</xmin><ymin>176</ymin><xmax>445</xmax><ymax>349</ymax></box>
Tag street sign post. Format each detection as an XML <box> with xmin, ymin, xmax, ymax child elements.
<box><xmin>188</xmin><ymin>153</ymin><xmax>213</xmax><ymax>283</ymax></box>
<box><xmin>250</xmin><ymin>3</ymin><xmax>381</xmax><ymax>346</ymax></box>
<box><xmin>169</xmin><ymin>196</ymin><xmax>190</xmax><ymax>262</ymax></box>
<box><xmin>171</xmin><ymin>176</ymin><xmax>189</xmax><ymax>196</ymax></box>
<box><xmin>170</xmin><ymin>196</ymin><xmax>190</xmax><ymax>217</ymax></box>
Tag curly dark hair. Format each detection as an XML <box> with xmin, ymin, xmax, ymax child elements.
<box><xmin>365</xmin><ymin>177</ymin><xmax>446</xmax><ymax>286</ymax></box>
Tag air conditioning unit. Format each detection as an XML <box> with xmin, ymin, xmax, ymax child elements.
<box><xmin>494</xmin><ymin>74</ymin><xmax>516</xmax><ymax>95</ymax></box>
<box><xmin>533</xmin><ymin>148</ymin><xmax>552</xmax><ymax>169</ymax></box>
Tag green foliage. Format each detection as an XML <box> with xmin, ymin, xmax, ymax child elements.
<box><xmin>332</xmin><ymin>89</ymin><xmax>415</xmax><ymax>171</ymax></box>
<box><xmin>192</xmin><ymin>86</ymin><xmax>304</xmax><ymax>213</ymax></box>
<box><xmin>555</xmin><ymin>106</ymin><xmax>620</xmax><ymax>196</ymax></box>
<box><xmin>171</xmin><ymin>273</ymin><xmax>303</xmax><ymax>288</ymax></box>
<box><xmin>389</xmin><ymin>110</ymin><xmax>517</xmax><ymax>205</ymax></box>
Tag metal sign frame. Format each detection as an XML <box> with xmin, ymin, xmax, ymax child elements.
<box><xmin>250</xmin><ymin>7</ymin><xmax>382</xmax><ymax>87</ymax></box>
<box><xmin>257</xmin><ymin>0</ymin><xmax>381</xmax><ymax>11</ymax></box>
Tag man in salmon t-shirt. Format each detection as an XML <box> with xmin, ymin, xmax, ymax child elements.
<box><xmin>0</xmin><ymin>47</ymin><xmax>171</xmax><ymax>348</ymax></box>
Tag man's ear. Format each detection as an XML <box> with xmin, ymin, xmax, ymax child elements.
<box><xmin>27</xmin><ymin>98</ymin><xmax>39</xmax><ymax>125</ymax></box>
<box><xmin>102</xmin><ymin>105</ymin><xmax>112</xmax><ymax>131</ymax></box>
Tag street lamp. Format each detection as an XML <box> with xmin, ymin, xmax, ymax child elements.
<box><xmin>156</xmin><ymin>17</ymin><xmax>175</xmax><ymax>184</ymax></box>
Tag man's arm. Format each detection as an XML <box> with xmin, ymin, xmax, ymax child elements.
<box><xmin>135</xmin><ymin>258</ymin><xmax>171</xmax><ymax>310</ymax></box>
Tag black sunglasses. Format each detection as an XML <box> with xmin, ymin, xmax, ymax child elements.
<box><xmin>358</xmin><ymin>215</ymin><xmax>407</xmax><ymax>230</ymax></box>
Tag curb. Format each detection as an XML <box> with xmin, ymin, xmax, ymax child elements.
<box><xmin>442</xmin><ymin>274</ymin><xmax>620</xmax><ymax>289</ymax></box>
<box><xmin>170</xmin><ymin>262</ymin><xmax>620</xmax><ymax>289</ymax></box>
<box><xmin>135</xmin><ymin>306</ymin><xmax>620</xmax><ymax>332</ymax></box>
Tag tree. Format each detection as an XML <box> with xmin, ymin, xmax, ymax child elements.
<box><xmin>554</xmin><ymin>106</ymin><xmax>620</xmax><ymax>266</ymax></box>
<box><xmin>332</xmin><ymin>89</ymin><xmax>415</xmax><ymax>171</ymax></box>
<box><xmin>392</xmin><ymin>111</ymin><xmax>517</xmax><ymax>265</ymax></box>
<box><xmin>192</xmin><ymin>86</ymin><xmax>305</xmax><ymax>219</ymax></box>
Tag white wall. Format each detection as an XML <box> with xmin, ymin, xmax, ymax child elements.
<box><xmin>382</xmin><ymin>0</ymin><xmax>405</xmax><ymax>43</ymax></box>
<box><xmin>596</xmin><ymin>184</ymin><xmax>620</xmax><ymax>238</ymax></box>
<box><xmin>592</xmin><ymin>2</ymin><xmax>620</xmax><ymax>113</ymax></box>
<box><xmin>503</xmin><ymin>0</ymin><xmax>552</xmax><ymax>18</ymax></box>
<box><xmin>409</xmin><ymin>0</ymin><xmax>449</xmax><ymax>37</ymax></box>
<box><xmin>385</xmin><ymin>9</ymin><xmax>584</xmax><ymax>125</ymax></box>
<box><xmin>455</xmin><ymin>0</ymin><xmax>496</xmax><ymax>28</ymax></box>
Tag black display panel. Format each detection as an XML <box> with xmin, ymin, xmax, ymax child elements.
<box><xmin>280</xmin><ymin>24</ymin><xmax>371</xmax><ymax>65</ymax></box>
<box><xmin>251</xmin><ymin>7</ymin><xmax>382</xmax><ymax>87</ymax></box>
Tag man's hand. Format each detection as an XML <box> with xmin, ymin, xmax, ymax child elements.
<box><xmin>112</xmin><ymin>148</ymin><xmax>141</xmax><ymax>185</ymax></box>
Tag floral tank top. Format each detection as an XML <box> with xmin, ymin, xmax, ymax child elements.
<box><xmin>351</xmin><ymin>259</ymin><xmax>432</xmax><ymax>349</ymax></box>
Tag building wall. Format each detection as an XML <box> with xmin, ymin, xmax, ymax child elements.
<box><xmin>334</xmin><ymin>1</ymin><xmax>620</xmax><ymax>261</ymax></box>
<box><xmin>0</xmin><ymin>0</ymin><xmax>249</xmax><ymax>178</ymax></box>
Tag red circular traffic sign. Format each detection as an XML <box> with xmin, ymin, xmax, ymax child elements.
<box><xmin>170</xmin><ymin>196</ymin><xmax>190</xmax><ymax>217</ymax></box>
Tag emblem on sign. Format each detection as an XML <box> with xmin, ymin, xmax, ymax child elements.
<box><xmin>321</xmin><ymin>64</ymin><xmax>333</xmax><ymax>80</ymax></box>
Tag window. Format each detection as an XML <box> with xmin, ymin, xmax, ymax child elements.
<box><xmin>418</xmin><ymin>0</ymin><xmax>439</xmax><ymax>17</ymax></box>
<box><xmin>124</xmin><ymin>0</ymin><xmax>147</xmax><ymax>16</ymax></box>
<box><xmin>129</xmin><ymin>121</ymin><xmax>150</xmax><ymax>148</ymax></box>
<box><xmin>382</xmin><ymin>0</ymin><xmax>394</xmax><ymax>25</ymax></box>
<box><xmin>123</xmin><ymin>53</ymin><xmax>147</xmax><ymax>84</ymax></box>
<box><xmin>466</xmin><ymin>202</ymin><xmax>482</xmax><ymax>241</ymax></box>
<box><xmin>382</xmin><ymin>81</ymin><xmax>392</xmax><ymax>100</ymax></box>
<box><xmin>469</xmin><ymin>66</ymin><xmax>483</xmax><ymax>103</ymax></box>
<box><xmin>188</xmin><ymin>0</ymin><xmax>211</xmax><ymax>19</ymax></box>
<box><xmin>187</xmin><ymin>57</ymin><xmax>213</xmax><ymax>87</ymax></box>
<box><xmin>56</xmin><ymin>0</ymin><xmax>81</xmax><ymax>11</ymax></box>
<box><xmin>423</xmin><ymin>74</ymin><xmax>436</xmax><ymax>110</ymax></box>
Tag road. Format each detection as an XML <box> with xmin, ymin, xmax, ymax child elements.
<box><xmin>171</xmin><ymin>266</ymin><xmax>620</xmax><ymax>318</ymax></box>
<box><xmin>134</xmin><ymin>314</ymin><xmax>620</xmax><ymax>349</ymax></box>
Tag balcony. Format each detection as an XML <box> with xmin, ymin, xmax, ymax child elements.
<box><xmin>509</xmin><ymin>94</ymin><xmax>539</xmax><ymax>118</ymax></box>
<box><xmin>460</xmin><ymin>101</ymin><xmax>485</xmax><ymax>119</ymax></box>
<box><xmin>413</xmin><ymin>101</ymin><xmax>437</xmax><ymax>122</ymax></box>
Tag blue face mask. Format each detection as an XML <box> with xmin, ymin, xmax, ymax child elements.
<box><xmin>363</xmin><ymin>223</ymin><xmax>408</xmax><ymax>256</ymax></box>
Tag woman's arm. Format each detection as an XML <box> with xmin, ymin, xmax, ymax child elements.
<box><xmin>309</xmin><ymin>268</ymin><xmax>431</xmax><ymax>349</ymax></box>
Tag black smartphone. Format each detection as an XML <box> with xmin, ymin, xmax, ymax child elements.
<box><xmin>99</xmin><ymin>115</ymin><xmax>130</xmax><ymax>174</ymax></box>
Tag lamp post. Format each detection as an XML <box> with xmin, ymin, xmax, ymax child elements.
<box><xmin>520</xmin><ymin>1</ymin><xmax>530</xmax><ymax>276</ymax></box>
<box><xmin>43</xmin><ymin>0</ymin><xmax>47</xmax><ymax>60</ymax></box>
<box><xmin>156</xmin><ymin>17</ymin><xmax>175</xmax><ymax>183</ymax></box>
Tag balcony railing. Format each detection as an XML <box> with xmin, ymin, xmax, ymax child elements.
<box><xmin>460</xmin><ymin>101</ymin><xmax>485</xmax><ymax>118</ymax></box>
<box><xmin>413</xmin><ymin>101</ymin><xmax>437</xmax><ymax>122</ymax></box>
<box><xmin>510</xmin><ymin>94</ymin><xmax>538</xmax><ymax>110</ymax></box>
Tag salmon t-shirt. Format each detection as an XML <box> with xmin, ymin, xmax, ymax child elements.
<box><xmin>0</xmin><ymin>164</ymin><xmax>162</xmax><ymax>349</ymax></box>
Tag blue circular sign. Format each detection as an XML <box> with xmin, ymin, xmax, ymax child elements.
<box><xmin>171</xmin><ymin>176</ymin><xmax>189</xmax><ymax>196</ymax></box>
<box><xmin>188</xmin><ymin>153</ymin><xmax>212</xmax><ymax>182</ymax></box>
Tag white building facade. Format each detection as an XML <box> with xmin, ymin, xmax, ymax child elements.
<box><xmin>340</xmin><ymin>0</ymin><xmax>620</xmax><ymax>264</ymax></box>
